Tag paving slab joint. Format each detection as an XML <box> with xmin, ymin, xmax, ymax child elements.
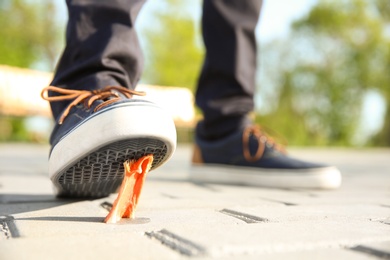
<box><xmin>220</xmin><ymin>209</ymin><xmax>269</xmax><ymax>224</ymax></box>
<box><xmin>145</xmin><ymin>229</ymin><xmax>206</xmax><ymax>257</ymax></box>
<box><xmin>0</xmin><ymin>215</ymin><xmax>20</xmax><ymax>239</ymax></box>
<box><xmin>349</xmin><ymin>245</ymin><xmax>390</xmax><ymax>259</ymax></box>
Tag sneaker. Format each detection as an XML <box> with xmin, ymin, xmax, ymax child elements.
<box><xmin>42</xmin><ymin>86</ymin><xmax>176</xmax><ymax>198</ymax></box>
<box><xmin>191</xmin><ymin>125</ymin><xmax>341</xmax><ymax>189</ymax></box>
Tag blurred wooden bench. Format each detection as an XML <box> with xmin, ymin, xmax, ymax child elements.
<box><xmin>0</xmin><ymin>65</ymin><xmax>196</xmax><ymax>128</ymax></box>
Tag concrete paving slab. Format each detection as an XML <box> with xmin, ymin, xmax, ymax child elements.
<box><xmin>198</xmin><ymin>248</ymin><xmax>379</xmax><ymax>260</ymax></box>
<box><xmin>162</xmin><ymin>219</ymin><xmax>390</xmax><ymax>257</ymax></box>
<box><xmin>0</xmin><ymin>144</ymin><xmax>389</xmax><ymax>259</ymax></box>
<box><xmin>0</xmin><ymin>234</ymin><xmax>182</xmax><ymax>260</ymax></box>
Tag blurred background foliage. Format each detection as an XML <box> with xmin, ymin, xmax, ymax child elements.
<box><xmin>141</xmin><ymin>0</ymin><xmax>203</xmax><ymax>92</ymax></box>
<box><xmin>0</xmin><ymin>0</ymin><xmax>62</xmax><ymax>142</ymax></box>
<box><xmin>257</xmin><ymin>0</ymin><xmax>390</xmax><ymax>146</ymax></box>
<box><xmin>0</xmin><ymin>0</ymin><xmax>389</xmax><ymax>146</ymax></box>
<box><xmin>0</xmin><ymin>0</ymin><xmax>62</xmax><ymax>69</ymax></box>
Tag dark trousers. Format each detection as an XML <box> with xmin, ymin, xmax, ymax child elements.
<box><xmin>51</xmin><ymin>0</ymin><xmax>262</xmax><ymax>140</ymax></box>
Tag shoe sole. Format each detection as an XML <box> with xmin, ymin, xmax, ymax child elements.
<box><xmin>190</xmin><ymin>164</ymin><xmax>342</xmax><ymax>189</ymax></box>
<box><xmin>49</xmin><ymin>102</ymin><xmax>176</xmax><ymax>198</ymax></box>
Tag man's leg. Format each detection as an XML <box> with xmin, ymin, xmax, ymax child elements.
<box><xmin>196</xmin><ymin>0</ymin><xmax>262</xmax><ymax>140</ymax></box>
<box><xmin>192</xmin><ymin>0</ymin><xmax>341</xmax><ymax>189</ymax></box>
<box><xmin>50</xmin><ymin>0</ymin><xmax>145</xmax><ymax>120</ymax></box>
<box><xmin>43</xmin><ymin>0</ymin><xmax>176</xmax><ymax>197</ymax></box>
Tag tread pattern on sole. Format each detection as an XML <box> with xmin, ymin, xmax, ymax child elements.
<box><xmin>53</xmin><ymin>138</ymin><xmax>168</xmax><ymax>198</ymax></box>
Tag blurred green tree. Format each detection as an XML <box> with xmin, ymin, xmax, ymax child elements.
<box><xmin>0</xmin><ymin>0</ymin><xmax>62</xmax><ymax>142</ymax></box>
<box><xmin>0</xmin><ymin>0</ymin><xmax>62</xmax><ymax>70</ymax></box>
<box><xmin>257</xmin><ymin>0</ymin><xmax>390</xmax><ymax>146</ymax></box>
<box><xmin>140</xmin><ymin>0</ymin><xmax>204</xmax><ymax>92</ymax></box>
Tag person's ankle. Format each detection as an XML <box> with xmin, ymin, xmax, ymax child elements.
<box><xmin>195</xmin><ymin>116</ymin><xmax>252</xmax><ymax>141</ymax></box>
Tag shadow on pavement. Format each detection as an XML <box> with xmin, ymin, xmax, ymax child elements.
<box><xmin>0</xmin><ymin>193</ymin><xmax>83</xmax><ymax>215</ymax></box>
<box><xmin>15</xmin><ymin>216</ymin><xmax>104</xmax><ymax>223</ymax></box>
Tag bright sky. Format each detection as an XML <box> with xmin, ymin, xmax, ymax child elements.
<box><xmin>257</xmin><ymin>0</ymin><xmax>318</xmax><ymax>41</ymax></box>
<box><xmin>135</xmin><ymin>0</ymin><xmax>318</xmax><ymax>43</ymax></box>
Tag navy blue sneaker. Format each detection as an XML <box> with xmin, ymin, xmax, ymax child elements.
<box><xmin>42</xmin><ymin>86</ymin><xmax>176</xmax><ymax>197</ymax></box>
<box><xmin>191</xmin><ymin>125</ymin><xmax>341</xmax><ymax>189</ymax></box>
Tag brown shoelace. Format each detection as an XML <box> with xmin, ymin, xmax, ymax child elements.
<box><xmin>41</xmin><ymin>86</ymin><xmax>146</xmax><ymax>124</ymax></box>
<box><xmin>242</xmin><ymin>125</ymin><xmax>286</xmax><ymax>162</ymax></box>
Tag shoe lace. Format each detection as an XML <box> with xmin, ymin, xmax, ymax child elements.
<box><xmin>41</xmin><ymin>85</ymin><xmax>146</xmax><ymax>124</ymax></box>
<box><xmin>242</xmin><ymin>125</ymin><xmax>286</xmax><ymax>162</ymax></box>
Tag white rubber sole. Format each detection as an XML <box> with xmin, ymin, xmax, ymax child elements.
<box><xmin>49</xmin><ymin>101</ymin><xmax>176</xmax><ymax>197</ymax></box>
<box><xmin>190</xmin><ymin>164</ymin><xmax>342</xmax><ymax>189</ymax></box>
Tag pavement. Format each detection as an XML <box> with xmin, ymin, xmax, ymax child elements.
<box><xmin>0</xmin><ymin>143</ymin><xmax>389</xmax><ymax>260</ymax></box>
